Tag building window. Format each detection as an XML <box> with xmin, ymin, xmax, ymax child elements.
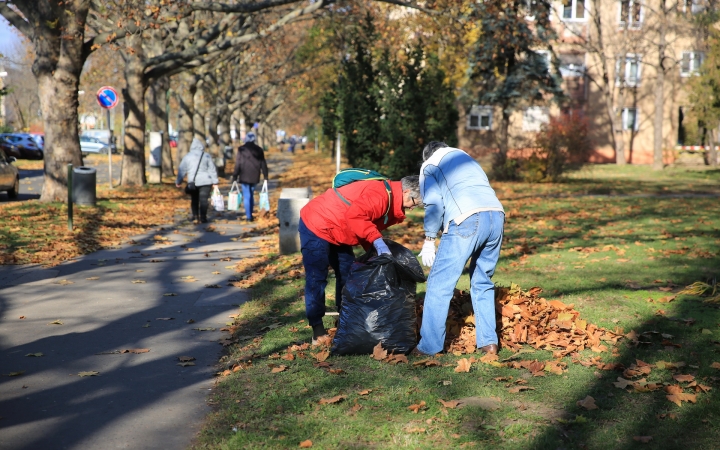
<box><xmin>559</xmin><ymin>53</ymin><xmax>585</xmax><ymax>77</ymax></box>
<box><xmin>467</xmin><ymin>106</ymin><xmax>492</xmax><ymax>130</ymax></box>
<box><xmin>680</xmin><ymin>52</ymin><xmax>704</xmax><ymax>76</ymax></box>
<box><xmin>619</xmin><ymin>0</ymin><xmax>643</xmax><ymax>28</ymax></box>
<box><xmin>522</xmin><ymin>107</ymin><xmax>550</xmax><ymax>132</ymax></box>
<box><xmin>562</xmin><ymin>0</ymin><xmax>587</xmax><ymax>21</ymax></box>
<box><xmin>616</xmin><ymin>54</ymin><xmax>642</xmax><ymax>86</ymax></box>
<box><xmin>622</xmin><ymin>108</ymin><xmax>639</xmax><ymax>131</ymax></box>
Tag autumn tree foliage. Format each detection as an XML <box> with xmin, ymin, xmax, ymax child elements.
<box><xmin>466</xmin><ymin>0</ymin><xmax>564</xmax><ymax>179</ymax></box>
<box><xmin>319</xmin><ymin>14</ymin><xmax>458</xmax><ymax>179</ymax></box>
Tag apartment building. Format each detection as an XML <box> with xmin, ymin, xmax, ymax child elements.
<box><xmin>458</xmin><ymin>0</ymin><xmax>708</xmax><ymax>164</ymax></box>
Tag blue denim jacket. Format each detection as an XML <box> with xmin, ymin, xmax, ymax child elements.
<box><xmin>420</xmin><ymin>147</ymin><xmax>503</xmax><ymax>238</ymax></box>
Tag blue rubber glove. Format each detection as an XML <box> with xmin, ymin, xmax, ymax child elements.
<box><xmin>373</xmin><ymin>239</ymin><xmax>392</xmax><ymax>256</ymax></box>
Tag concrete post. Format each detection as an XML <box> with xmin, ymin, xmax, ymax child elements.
<box><xmin>277</xmin><ymin>187</ymin><xmax>313</xmax><ymax>255</ymax></box>
<box><xmin>148</xmin><ymin>131</ymin><xmax>162</xmax><ymax>184</ymax></box>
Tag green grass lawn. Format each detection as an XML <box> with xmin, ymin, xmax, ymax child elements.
<box><xmin>195</xmin><ymin>163</ymin><xmax>720</xmax><ymax>450</ymax></box>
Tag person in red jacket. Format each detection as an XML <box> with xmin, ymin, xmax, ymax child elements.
<box><xmin>299</xmin><ymin>175</ymin><xmax>421</xmax><ymax>344</ymax></box>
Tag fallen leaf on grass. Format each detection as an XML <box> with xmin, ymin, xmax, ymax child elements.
<box><xmin>314</xmin><ymin>350</ymin><xmax>330</xmax><ymax>362</ymax></box>
<box><xmin>358</xmin><ymin>389</ymin><xmax>372</xmax><ymax>395</ymax></box>
<box><xmin>48</xmin><ymin>320</ymin><xmax>63</xmax><ymax>325</ymax></box>
<box><xmin>385</xmin><ymin>354</ymin><xmax>408</xmax><ymax>364</ymax></box>
<box><xmin>710</xmin><ymin>362</ymin><xmax>720</xmax><ymax>369</ymax></box>
<box><xmin>271</xmin><ymin>365</ymin><xmax>288</xmax><ymax>373</ymax></box>
<box><xmin>454</xmin><ymin>358</ymin><xmax>472</xmax><ymax>373</ymax></box>
<box><xmin>299</xmin><ymin>440</ymin><xmax>313</xmax><ymax>448</ymax></box>
<box><xmin>412</xmin><ymin>359</ymin><xmax>442</xmax><ymax>367</ymax></box>
<box><xmin>178</xmin><ymin>356</ymin><xmax>195</xmax><ymax>362</ymax></box>
<box><xmin>438</xmin><ymin>399</ymin><xmax>461</xmax><ymax>409</ymax></box>
<box><xmin>319</xmin><ymin>395</ymin><xmax>346</xmax><ymax>405</ymax></box>
<box><xmin>613</xmin><ymin>377</ymin><xmax>635</xmax><ymax>389</ymax></box>
<box><xmin>673</xmin><ymin>374</ymin><xmax>695</xmax><ymax>383</ymax></box>
<box><xmin>407</xmin><ymin>400</ymin><xmax>426</xmax><ymax>413</ymax></box>
<box><xmin>372</xmin><ymin>343</ymin><xmax>387</xmax><ymax>361</ymax></box>
<box><xmin>667</xmin><ymin>393</ymin><xmax>697</xmax><ymax>407</ymax></box>
<box><xmin>577</xmin><ymin>396</ymin><xmax>599</xmax><ymax>410</ymax></box>
<box><xmin>479</xmin><ymin>352</ymin><xmax>499</xmax><ymax>363</ymax></box>
<box><xmin>121</xmin><ymin>349</ymin><xmax>149</xmax><ymax>354</ymax></box>
<box><xmin>406</xmin><ymin>427</ymin><xmax>426</xmax><ymax>433</ymax></box>
<box><xmin>633</xmin><ymin>436</ymin><xmax>653</xmax><ymax>443</ymax></box>
<box><xmin>508</xmin><ymin>386</ymin><xmax>535</xmax><ymax>393</ymax></box>
<box><xmin>78</xmin><ymin>371</ymin><xmax>99</xmax><ymax>377</ymax></box>
<box><xmin>328</xmin><ymin>369</ymin><xmax>345</xmax><ymax>375</ymax></box>
<box><xmin>25</xmin><ymin>353</ymin><xmax>43</xmax><ymax>357</ymax></box>
<box><xmin>281</xmin><ymin>353</ymin><xmax>295</xmax><ymax>361</ymax></box>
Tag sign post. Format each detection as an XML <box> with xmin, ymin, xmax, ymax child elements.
<box><xmin>97</xmin><ymin>86</ymin><xmax>118</xmax><ymax>188</ymax></box>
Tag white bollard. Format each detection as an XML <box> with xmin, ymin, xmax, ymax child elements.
<box><xmin>277</xmin><ymin>187</ymin><xmax>313</xmax><ymax>255</ymax></box>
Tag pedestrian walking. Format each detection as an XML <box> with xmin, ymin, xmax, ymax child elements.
<box><xmin>413</xmin><ymin>141</ymin><xmax>505</xmax><ymax>356</ymax></box>
<box><xmin>176</xmin><ymin>138</ymin><xmax>219</xmax><ymax>223</ymax></box>
<box><xmin>299</xmin><ymin>175</ymin><xmax>421</xmax><ymax>344</ymax></box>
<box><xmin>232</xmin><ymin>132</ymin><xmax>268</xmax><ymax>222</ymax></box>
<box><xmin>287</xmin><ymin>135</ymin><xmax>297</xmax><ymax>154</ymax></box>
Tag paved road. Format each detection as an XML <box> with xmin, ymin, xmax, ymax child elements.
<box><xmin>0</xmin><ymin>152</ymin><xmax>294</xmax><ymax>450</ymax></box>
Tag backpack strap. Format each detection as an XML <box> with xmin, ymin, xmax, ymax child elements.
<box><xmin>334</xmin><ymin>180</ymin><xmax>393</xmax><ymax>225</ymax></box>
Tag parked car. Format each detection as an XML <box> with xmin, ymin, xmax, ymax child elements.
<box><xmin>30</xmin><ymin>133</ymin><xmax>44</xmax><ymax>150</ymax></box>
<box><xmin>0</xmin><ymin>133</ymin><xmax>43</xmax><ymax>160</ymax></box>
<box><xmin>80</xmin><ymin>135</ymin><xmax>112</xmax><ymax>155</ymax></box>
<box><xmin>0</xmin><ymin>148</ymin><xmax>20</xmax><ymax>199</ymax></box>
<box><xmin>0</xmin><ymin>136</ymin><xmax>21</xmax><ymax>160</ymax></box>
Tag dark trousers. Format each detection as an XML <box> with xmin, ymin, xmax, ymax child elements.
<box><xmin>190</xmin><ymin>184</ymin><xmax>212</xmax><ymax>220</ymax></box>
<box><xmin>299</xmin><ymin>218</ymin><xmax>355</xmax><ymax>326</ymax></box>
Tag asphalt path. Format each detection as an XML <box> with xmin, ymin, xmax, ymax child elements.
<box><xmin>0</xmin><ymin>152</ymin><xmax>294</xmax><ymax>450</ymax></box>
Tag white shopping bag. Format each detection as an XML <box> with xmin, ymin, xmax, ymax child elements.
<box><xmin>227</xmin><ymin>181</ymin><xmax>241</xmax><ymax>211</ymax></box>
<box><xmin>259</xmin><ymin>180</ymin><xmax>270</xmax><ymax>213</ymax></box>
<box><xmin>211</xmin><ymin>186</ymin><xmax>225</xmax><ymax>212</ymax></box>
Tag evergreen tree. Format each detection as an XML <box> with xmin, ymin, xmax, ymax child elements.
<box><xmin>321</xmin><ymin>15</ymin><xmax>458</xmax><ymax>179</ymax></box>
<box><xmin>466</xmin><ymin>0</ymin><xmax>565</xmax><ymax>178</ymax></box>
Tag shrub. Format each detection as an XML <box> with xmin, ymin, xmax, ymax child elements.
<box><xmin>523</xmin><ymin>112</ymin><xmax>591</xmax><ymax>182</ymax></box>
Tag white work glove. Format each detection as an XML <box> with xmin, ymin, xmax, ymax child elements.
<box><xmin>373</xmin><ymin>239</ymin><xmax>392</xmax><ymax>256</ymax></box>
<box><xmin>419</xmin><ymin>239</ymin><xmax>436</xmax><ymax>267</ymax></box>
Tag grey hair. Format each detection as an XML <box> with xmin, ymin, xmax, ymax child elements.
<box><xmin>422</xmin><ymin>141</ymin><xmax>449</xmax><ymax>161</ymax></box>
<box><xmin>401</xmin><ymin>175</ymin><xmax>420</xmax><ymax>203</ymax></box>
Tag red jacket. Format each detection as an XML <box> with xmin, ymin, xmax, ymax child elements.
<box><xmin>300</xmin><ymin>180</ymin><xmax>406</xmax><ymax>249</ymax></box>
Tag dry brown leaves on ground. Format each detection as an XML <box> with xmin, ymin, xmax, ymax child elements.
<box><xmin>0</xmin><ymin>184</ymin><xmax>185</xmax><ymax>265</ymax></box>
<box><xmin>432</xmin><ymin>283</ymin><xmax>624</xmax><ymax>359</ymax></box>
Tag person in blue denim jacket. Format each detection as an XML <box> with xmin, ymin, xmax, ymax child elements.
<box><xmin>414</xmin><ymin>142</ymin><xmax>505</xmax><ymax>356</ymax></box>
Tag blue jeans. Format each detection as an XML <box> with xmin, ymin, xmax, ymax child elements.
<box><xmin>417</xmin><ymin>211</ymin><xmax>505</xmax><ymax>355</ymax></box>
<box><xmin>241</xmin><ymin>183</ymin><xmax>255</xmax><ymax>220</ymax></box>
<box><xmin>299</xmin><ymin>219</ymin><xmax>355</xmax><ymax>326</ymax></box>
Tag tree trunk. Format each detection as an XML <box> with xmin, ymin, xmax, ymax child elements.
<box><xmin>708</xmin><ymin>128</ymin><xmax>717</xmax><ymax>167</ymax></box>
<box><xmin>499</xmin><ymin>109</ymin><xmax>510</xmax><ymax>162</ymax></box>
<box><xmin>614</xmin><ymin>85</ymin><xmax>627</xmax><ymax>166</ymax></box>
<box><xmin>25</xmin><ymin>2</ymin><xmax>91</xmax><ymax>202</ymax></box>
<box><xmin>147</xmin><ymin>76</ymin><xmax>174</xmax><ymax>176</ymax></box>
<box><xmin>178</xmin><ymin>72</ymin><xmax>197</xmax><ymax>164</ymax></box>
<box><xmin>193</xmin><ymin>87</ymin><xmax>206</xmax><ymax>142</ymax></box>
<box><xmin>121</xmin><ymin>34</ymin><xmax>147</xmax><ymax>186</ymax></box>
<box><xmin>653</xmin><ymin>7</ymin><xmax>667</xmax><ymax>171</ymax></box>
<box><xmin>219</xmin><ymin>103</ymin><xmax>231</xmax><ymax>152</ymax></box>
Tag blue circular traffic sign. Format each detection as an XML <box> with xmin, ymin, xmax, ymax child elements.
<box><xmin>96</xmin><ymin>86</ymin><xmax>119</xmax><ymax>109</ymax></box>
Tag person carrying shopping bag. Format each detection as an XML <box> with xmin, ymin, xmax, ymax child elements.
<box><xmin>176</xmin><ymin>138</ymin><xmax>219</xmax><ymax>223</ymax></box>
<box><xmin>232</xmin><ymin>132</ymin><xmax>268</xmax><ymax>222</ymax></box>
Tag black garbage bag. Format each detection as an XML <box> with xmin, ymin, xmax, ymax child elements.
<box><xmin>331</xmin><ymin>239</ymin><xmax>426</xmax><ymax>355</ymax></box>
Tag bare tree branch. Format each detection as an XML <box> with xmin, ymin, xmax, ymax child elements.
<box><xmin>0</xmin><ymin>2</ymin><xmax>34</xmax><ymax>39</ymax></box>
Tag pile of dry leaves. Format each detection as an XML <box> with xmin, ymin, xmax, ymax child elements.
<box><xmin>428</xmin><ymin>283</ymin><xmax>625</xmax><ymax>357</ymax></box>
